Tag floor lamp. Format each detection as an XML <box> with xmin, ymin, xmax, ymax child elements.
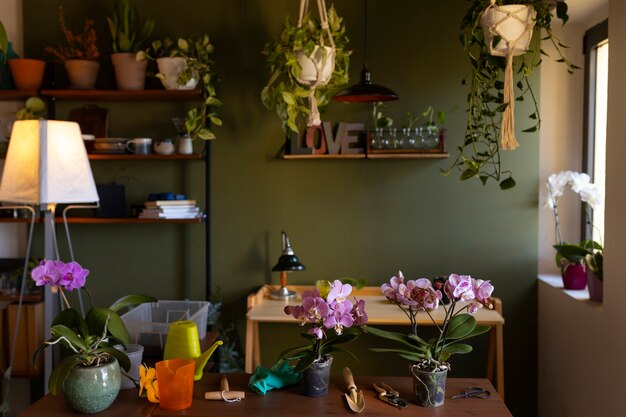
<box><xmin>0</xmin><ymin>120</ymin><xmax>99</xmax><ymax>408</ymax></box>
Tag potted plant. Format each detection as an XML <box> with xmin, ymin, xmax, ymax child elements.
<box><xmin>261</xmin><ymin>4</ymin><xmax>350</xmax><ymax>134</ymax></box>
<box><xmin>545</xmin><ymin>170</ymin><xmax>604</xmax><ymax>298</ymax></box>
<box><xmin>280</xmin><ymin>280</ymin><xmax>368</xmax><ymax>397</ymax></box>
<box><xmin>107</xmin><ymin>0</ymin><xmax>155</xmax><ymax>90</ymax></box>
<box><xmin>138</xmin><ymin>36</ymin><xmax>221</xmax><ymax>140</ymax></box>
<box><xmin>31</xmin><ymin>259</ymin><xmax>156</xmax><ymax>413</ymax></box>
<box><xmin>45</xmin><ymin>6</ymin><xmax>100</xmax><ymax>89</ymax></box>
<box><xmin>0</xmin><ymin>19</ymin><xmax>45</xmax><ymax>91</ymax></box>
<box><xmin>365</xmin><ymin>272</ymin><xmax>494</xmax><ymax>407</ymax></box>
<box><xmin>443</xmin><ymin>0</ymin><xmax>577</xmax><ymax>190</ymax></box>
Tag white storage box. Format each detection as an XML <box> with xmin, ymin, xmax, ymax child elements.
<box><xmin>121</xmin><ymin>300</ymin><xmax>210</xmax><ymax>356</ymax></box>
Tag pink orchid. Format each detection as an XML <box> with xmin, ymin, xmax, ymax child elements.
<box><xmin>472</xmin><ymin>278</ymin><xmax>494</xmax><ymax>305</ymax></box>
<box><xmin>445</xmin><ymin>274</ymin><xmax>475</xmax><ymax>302</ymax></box>
<box><xmin>325</xmin><ymin>299</ymin><xmax>354</xmax><ymax>335</ymax></box>
<box><xmin>351</xmin><ymin>299</ymin><xmax>368</xmax><ymax>325</ymax></box>
<box><xmin>31</xmin><ymin>260</ymin><xmax>61</xmax><ymax>286</ymax></box>
<box><xmin>381</xmin><ymin>271</ymin><xmax>405</xmax><ymax>303</ymax></box>
<box><xmin>302</xmin><ymin>295</ymin><xmax>329</xmax><ymax>323</ymax></box>
<box><xmin>308</xmin><ymin>326</ymin><xmax>326</xmax><ymax>339</ymax></box>
<box><xmin>326</xmin><ymin>280</ymin><xmax>352</xmax><ymax>304</ymax></box>
<box><xmin>58</xmin><ymin>261</ymin><xmax>89</xmax><ymax>291</ymax></box>
<box><xmin>406</xmin><ymin>278</ymin><xmax>441</xmax><ymax>310</ymax></box>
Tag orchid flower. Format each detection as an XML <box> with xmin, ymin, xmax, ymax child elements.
<box><xmin>326</xmin><ymin>281</ymin><xmax>352</xmax><ymax>304</ymax></box>
<box><xmin>31</xmin><ymin>260</ymin><xmax>61</xmax><ymax>286</ymax></box>
<box><xmin>325</xmin><ymin>299</ymin><xmax>354</xmax><ymax>334</ymax></box>
<box><xmin>58</xmin><ymin>261</ymin><xmax>89</xmax><ymax>291</ymax></box>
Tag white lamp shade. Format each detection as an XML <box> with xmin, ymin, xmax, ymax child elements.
<box><xmin>0</xmin><ymin>120</ymin><xmax>99</xmax><ymax>205</ymax></box>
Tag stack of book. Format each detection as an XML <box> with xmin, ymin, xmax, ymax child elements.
<box><xmin>138</xmin><ymin>200</ymin><xmax>201</xmax><ymax>219</ymax></box>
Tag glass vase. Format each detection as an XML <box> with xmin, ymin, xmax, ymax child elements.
<box><xmin>299</xmin><ymin>354</ymin><xmax>333</xmax><ymax>397</ymax></box>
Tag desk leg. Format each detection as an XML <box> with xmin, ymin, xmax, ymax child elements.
<box><xmin>486</xmin><ymin>324</ymin><xmax>505</xmax><ymax>400</ymax></box>
<box><xmin>245</xmin><ymin>319</ymin><xmax>260</xmax><ymax>374</ymax></box>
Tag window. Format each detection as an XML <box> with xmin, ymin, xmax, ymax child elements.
<box><xmin>583</xmin><ymin>20</ymin><xmax>608</xmax><ymax>243</ymax></box>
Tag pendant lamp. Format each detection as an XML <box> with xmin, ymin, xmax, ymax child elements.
<box><xmin>333</xmin><ymin>0</ymin><xmax>398</xmax><ymax>103</ymax></box>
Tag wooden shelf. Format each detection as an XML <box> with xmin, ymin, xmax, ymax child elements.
<box><xmin>282</xmin><ymin>152</ymin><xmax>449</xmax><ymax>160</ymax></box>
<box><xmin>40</xmin><ymin>89</ymin><xmax>202</xmax><ymax>102</ymax></box>
<box><xmin>0</xmin><ymin>293</ymin><xmax>44</xmax><ymax>302</ymax></box>
<box><xmin>87</xmin><ymin>153</ymin><xmax>202</xmax><ymax>160</ymax></box>
<box><xmin>283</xmin><ymin>154</ymin><xmax>366</xmax><ymax>159</ymax></box>
<box><xmin>0</xmin><ymin>217</ymin><xmax>204</xmax><ymax>224</ymax></box>
<box><xmin>0</xmin><ymin>90</ymin><xmax>38</xmax><ymax>101</ymax></box>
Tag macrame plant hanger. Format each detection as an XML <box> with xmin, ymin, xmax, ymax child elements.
<box><xmin>481</xmin><ymin>0</ymin><xmax>536</xmax><ymax>150</ymax></box>
<box><xmin>296</xmin><ymin>0</ymin><xmax>336</xmax><ymax>127</ymax></box>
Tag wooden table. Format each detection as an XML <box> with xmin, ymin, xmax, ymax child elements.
<box><xmin>246</xmin><ymin>285</ymin><xmax>505</xmax><ymax>397</ymax></box>
<box><xmin>18</xmin><ymin>374</ymin><xmax>512</xmax><ymax>417</ymax></box>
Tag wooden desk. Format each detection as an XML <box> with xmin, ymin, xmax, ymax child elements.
<box><xmin>246</xmin><ymin>285</ymin><xmax>505</xmax><ymax>398</ymax></box>
<box><xmin>18</xmin><ymin>374</ymin><xmax>512</xmax><ymax>417</ymax></box>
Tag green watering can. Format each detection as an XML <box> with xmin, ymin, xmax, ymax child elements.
<box><xmin>163</xmin><ymin>320</ymin><xmax>223</xmax><ymax>381</ymax></box>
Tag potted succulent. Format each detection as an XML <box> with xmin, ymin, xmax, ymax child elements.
<box><xmin>443</xmin><ymin>0</ymin><xmax>577</xmax><ymax>190</ymax></box>
<box><xmin>366</xmin><ymin>272</ymin><xmax>494</xmax><ymax>407</ymax></box>
<box><xmin>261</xmin><ymin>4</ymin><xmax>350</xmax><ymax>134</ymax></box>
<box><xmin>31</xmin><ymin>259</ymin><xmax>156</xmax><ymax>413</ymax></box>
<box><xmin>138</xmin><ymin>36</ymin><xmax>221</xmax><ymax>140</ymax></box>
<box><xmin>45</xmin><ymin>6</ymin><xmax>100</xmax><ymax>89</ymax></box>
<box><xmin>107</xmin><ymin>0</ymin><xmax>155</xmax><ymax>90</ymax></box>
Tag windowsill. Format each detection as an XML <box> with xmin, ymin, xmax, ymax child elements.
<box><xmin>538</xmin><ymin>274</ymin><xmax>603</xmax><ymax>310</ymax></box>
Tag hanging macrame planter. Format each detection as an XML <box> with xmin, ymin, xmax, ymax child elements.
<box><xmin>295</xmin><ymin>0</ymin><xmax>336</xmax><ymax>127</ymax></box>
<box><xmin>480</xmin><ymin>1</ymin><xmax>536</xmax><ymax>150</ymax></box>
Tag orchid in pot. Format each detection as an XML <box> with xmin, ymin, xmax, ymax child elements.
<box><xmin>546</xmin><ymin>171</ymin><xmax>604</xmax><ymax>295</ymax></box>
<box><xmin>31</xmin><ymin>259</ymin><xmax>156</xmax><ymax>413</ymax></box>
<box><xmin>280</xmin><ymin>280</ymin><xmax>368</xmax><ymax>396</ymax></box>
<box><xmin>365</xmin><ymin>272</ymin><xmax>494</xmax><ymax>407</ymax></box>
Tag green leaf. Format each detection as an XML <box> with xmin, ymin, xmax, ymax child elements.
<box><xmin>445</xmin><ymin>314</ymin><xmax>476</xmax><ymax>340</ymax></box>
<box><xmin>499</xmin><ymin>177</ymin><xmax>516</xmax><ymax>190</ymax></box>
<box><xmin>48</xmin><ymin>356</ymin><xmax>83</xmax><ymax>395</ymax></box>
<box><xmin>96</xmin><ymin>347</ymin><xmax>131</xmax><ymax>372</ymax></box>
<box><xmin>52</xmin><ymin>308</ymin><xmax>89</xmax><ymax>339</ymax></box>
<box><xmin>399</xmin><ymin>352</ymin><xmax>428</xmax><ymax>362</ymax></box>
<box><xmin>50</xmin><ymin>325</ymin><xmax>89</xmax><ymax>352</ymax></box>
<box><xmin>109</xmin><ymin>294</ymin><xmax>157</xmax><ymax>313</ymax></box>
<box><xmin>294</xmin><ymin>352</ymin><xmax>316</xmax><ymax>373</ymax></box>
<box><xmin>363</xmin><ymin>326</ymin><xmax>417</xmax><ymax>350</ymax></box>
<box><xmin>442</xmin><ymin>343</ymin><xmax>473</xmax><ymax>356</ymax></box>
<box><xmin>86</xmin><ymin>307</ymin><xmax>130</xmax><ymax>345</ymax></box>
<box><xmin>553</xmin><ymin>243</ymin><xmax>590</xmax><ymax>263</ymax></box>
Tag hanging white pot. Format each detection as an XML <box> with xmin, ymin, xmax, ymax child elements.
<box><xmin>156</xmin><ymin>57</ymin><xmax>198</xmax><ymax>90</ymax></box>
<box><xmin>296</xmin><ymin>45</ymin><xmax>335</xmax><ymax>84</ymax></box>
<box><xmin>480</xmin><ymin>4</ymin><xmax>535</xmax><ymax>57</ymax></box>
<box><xmin>480</xmin><ymin>2</ymin><xmax>536</xmax><ymax>151</ymax></box>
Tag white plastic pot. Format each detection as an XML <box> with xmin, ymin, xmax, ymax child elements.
<box><xmin>480</xmin><ymin>4</ymin><xmax>536</xmax><ymax>57</ymax></box>
<box><xmin>296</xmin><ymin>45</ymin><xmax>335</xmax><ymax>84</ymax></box>
<box><xmin>156</xmin><ymin>57</ymin><xmax>198</xmax><ymax>90</ymax></box>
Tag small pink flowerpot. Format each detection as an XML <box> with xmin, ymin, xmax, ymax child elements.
<box><xmin>561</xmin><ymin>263</ymin><xmax>587</xmax><ymax>290</ymax></box>
<box><xmin>586</xmin><ymin>269</ymin><xmax>603</xmax><ymax>302</ymax></box>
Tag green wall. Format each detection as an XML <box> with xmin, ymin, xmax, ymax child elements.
<box><xmin>24</xmin><ymin>1</ymin><xmax>538</xmax><ymax>415</ymax></box>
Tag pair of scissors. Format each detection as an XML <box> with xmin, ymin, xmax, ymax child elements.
<box><xmin>451</xmin><ymin>387</ymin><xmax>491</xmax><ymax>399</ymax></box>
<box><xmin>372</xmin><ymin>382</ymin><xmax>407</xmax><ymax>408</ymax></box>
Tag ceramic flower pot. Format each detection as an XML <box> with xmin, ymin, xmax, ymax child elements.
<box><xmin>296</xmin><ymin>45</ymin><xmax>335</xmax><ymax>84</ymax></box>
<box><xmin>64</xmin><ymin>59</ymin><xmax>99</xmax><ymax>89</ymax></box>
<box><xmin>8</xmin><ymin>58</ymin><xmax>46</xmax><ymax>90</ymax></box>
<box><xmin>410</xmin><ymin>364</ymin><xmax>447</xmax><ymax>408</ymax></box>
<box><xmin>156</xmin><ymin>57</ymin><xmax>198</xmax><ymax>90</ymax></box>
<box><xmin>561</xmin><ymin>263</ymin><xmax>587</xmax><ymax>290</ymax></box>
<box><xmin>111</xmin><ymin>52</ymin><xmax>147</xmax><ymax>90</ymax></box>
<box><xmin>586</xmin><ymin>268</ymin><xmax>603</xmax><ymax>302</ymax></box>
<box><xmin>63</xmin><ymin>358</ymin><xmax>121</xmax><ymax>413</ymax></box>
<box><xmin>299</xmin><ymin>354</ymin><xmax>333</xmax><ymax>397</ymax></box>
<box><xmin>480</xmin><ymin>4</ymin><xmax>535</xmax><ymax>57</ymax></box>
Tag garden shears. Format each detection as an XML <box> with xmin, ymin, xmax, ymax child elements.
<box><xmin>372</xmin><ymin>382</ymin><xmax>407</xmax><ymax>409</ymax></box>
<box><xmin>451</xmin><ymin>387</ymin><xmax>491</xmax><ymax>400</ymax></box>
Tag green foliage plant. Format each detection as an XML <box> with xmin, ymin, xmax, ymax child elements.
<box><xmin>138</xmin><ymin>36</ymin><xmax>222</xmax><ymax>140</ymax></box>
<box><xmin>261</xmin><ymin>5</ymin><xmax>350</xmax><ymax>134</ymax></box>
<box><xmin>107</xmin><ymin>0</ymin><xmax>155</xmax><ymax>53</ymax></box>
<box><xmin>444</xmin><ymin>0</ymin><xmax>577</xmax><ymax>190</ymax></box>
<box><xmin>0</xmin><ymin>20</ymin><xmax>8</xmax><ymax>63</ymax></box>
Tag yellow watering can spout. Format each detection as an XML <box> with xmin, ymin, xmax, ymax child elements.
<box><xmin>194</xmin><ymin>340</ymin><xmax>223</xmax><ymax>380</ymax></box>
<box><xmin>163</xmin><ymin>320</ymin><xmax>223</xmax><ymax>381</ymax></box>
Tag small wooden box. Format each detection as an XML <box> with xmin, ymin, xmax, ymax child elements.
<box><xmin>7</xmin><ymin>302</ymin><xmax>44</xmax><ymax>376</ymax></box>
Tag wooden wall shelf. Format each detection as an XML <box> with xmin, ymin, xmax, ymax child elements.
<box><xmin>282</xmin><ymin>152</ymin><xmax>449</xmax><ymax>160</ymax></box>
<box><xmin>39</xmin><ymin>89</ymin><xmax>202</xmax><ymax>102</ymax></box>
<box><xmin>0</xmin><ymin>293</ymin><xmax>44</xmax><ymax>302</ymax></box>
<box><xmin>0</xmin><ymin>90</ymin><xmax>38</xmax><ymax>101</ymax></box>
<box><xmin>87</xmin><ymin>153</ymin><xmax>203</xmax><ymax>160</ymax></box>
<box><xmin>0</xmin><ymin>217</ymin><xmax>203</xmax><ymax>224</ymax></box>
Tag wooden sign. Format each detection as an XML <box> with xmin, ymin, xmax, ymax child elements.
<box><xmin>289</xmin><ymin>122</ymin><xmax>365</xmax><ymax>155</ymax></box>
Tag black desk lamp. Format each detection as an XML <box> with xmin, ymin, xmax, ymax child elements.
<box><xmin>270</xmin><ymin>231</ymin><xmax>305</xmax><ymax>300</ymax></box>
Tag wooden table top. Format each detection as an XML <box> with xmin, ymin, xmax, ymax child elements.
<box><xmin>19</xmin><ymin>374</ymin><xmax>512</xmax><ymax>417</ymax></box>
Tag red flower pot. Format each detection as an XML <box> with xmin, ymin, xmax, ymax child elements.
<box><xmin>561</xmin><ymin>263</ymin><xmax>587</xmax><ymax>290</ymax></box>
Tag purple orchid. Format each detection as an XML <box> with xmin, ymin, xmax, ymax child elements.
<box><xmin>58</xmin><ymin>261</ymin><xmax>89</xmax><ymax>291</ymax></box>
<box><xmin>308</xmin><ymin>327</ymin><xmax>326</xmax><ymax>339</ymax></box>
<box><xmin>326</xmin><ymin>281</ymin><xmax>352</xmax><ymax>304</ymax></box>
<box><xmin>325</xmin><ymin>299</ymin><xmax>354</xmax><ymax>335</ymax></box>
<box><xmin>351</xmin><ymin>299</ymin><xmax>368</xmax><ymax>325</ymax></box>
<box><xmin>381</xmin><ymin>271</ymin><xmax>405</xmax><ymax>302</ymax></box>
<box><xmin>302</xmin><ymin>294</ymin><xmax>330</xmax><ymax>323</ymax></box>
<box><xmin>445</xmin><ymin>274</ymin><xmax>475</xmax><ymax>302</ymax></box>
<box><xmin>31</xmin><ymin>260</ymin><xmax>61</xmax><ymax>286</ymax></box>
<box><xmin>405</xmin><ymin>278</ymin><xmax>442</xmax><ymax>310</ymax></box>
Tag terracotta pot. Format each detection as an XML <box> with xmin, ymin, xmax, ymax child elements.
<box><xmin>8</xmin><ymin>58</ymin><xmax>45</xmax><ymax>90</ymax></box>
<box><xmin>156</xmin><ymin>57</ymin><xmax>198</xmax><ymax>90</ymax></box>
<box><xmin>64</xmin><ymin>59</ymin><xmax>99</xmax><ymax>89</ymax></box>
<box><xmin>561</xmin><ymin>263</ymin><xmax>587</xmax><ymax>290</ymax></box>
<box><xmin>586</xmin><ymin>268</ymin><xmax>603</xmax><ymax>302</ymax></box>
<box><xmin>111</xmin><ymin>53</ymin><xmax>147</xmax><ymax>90</ymax></box>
